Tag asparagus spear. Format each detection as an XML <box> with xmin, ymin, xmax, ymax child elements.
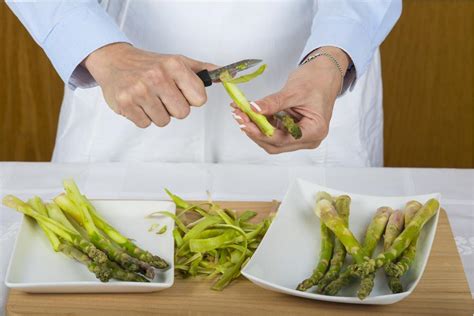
<box><xmin>273</xmin><ymin>111</ymin><xmax>303</xmax><ymax>140</ymax></box>
<box><xmin>27</xmin><ymin>197</ymin><xmax>61</xmax><ymax>251</ymax></box>
<box><xmin>296</xmin><ymin>221</ymin><xmax>334</xmax><ymax>291</ymax></box>
<box><xmin>60</xmin><ymin>180</ymin><xmax>155</xmax><ymax>278</ymax></box>
<box><xmin>386</xmin><ymin>201</ymin><xmax>423</xmax><ymax>279</ymax></box>
<box><xmin>356</xmin><ymin>207</ymin><xmax>392</xmax><ymax>299</ymax></box>
<box><xmin>357</xmin><ymin>199</ymin><xmax>439</xmax><ymax>276</ymax></box>
<box><xmin>313</xmin><ymin>195</ymin><xmax>367</xmax><ymax>264</ymax></box>
<box><xmin>323</xmin><ymin>206</ymin><xmax>392</xmax><ymax>297</ymax></box>
<box><xmin>56</xmin><ymin>181</ymin><xmax>168</xmax><ymax>269</ymax></box>
<box><xmin>47</xmin><ymin>200</ymin><xmax>148</xmax><ymax>282</ymax></box>
<box><xmin>220</xmin><ymin>69</ymin><xmax>275</xmax><ymax>137</ymax></box>
<box><xmin>382</xmin><ymin>209</ymin><xmax>405</xmax><ymax>293</ymax></box>
<box><xmin>316</xmin><ymin>195</ymin><xmax>351</xmax><ymax>293</ymax></box>
<box><xmin>3</xmin><ymin>195</ymin><xmax>108</xmax><ymax>264</ymax></box>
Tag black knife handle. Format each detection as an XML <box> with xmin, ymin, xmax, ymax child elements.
<box><xmin>196</xmin><ymin>69</ymin><xmax>212</xmax><ymax>87</ymax></box>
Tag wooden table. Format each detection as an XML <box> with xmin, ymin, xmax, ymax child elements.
<box><xmin>6</xmin><ymin>202</ymin><xmax>474</xmax><ymax>315</ymax></box>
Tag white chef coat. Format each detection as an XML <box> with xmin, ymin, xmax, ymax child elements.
<box><xmin>6</xmin><ymin>0</ymin><xmax>402</xmax><ymax>166</ymax></box>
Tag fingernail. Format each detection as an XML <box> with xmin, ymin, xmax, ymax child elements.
<box><xmin>232</xmin><ymin>113</ymin><xmax>243</xmax><ymax>121</ymax></box>
<box><xmin>239</xmin><ymin>124</ymin><xmax>246</xmax><ymax>129</ymax></box>
<box><xmin>250</xmin><ymin>101</ymin><xmax>262</xmax><ymax>112</ymax></box>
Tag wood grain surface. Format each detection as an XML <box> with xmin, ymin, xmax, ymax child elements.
<box><xmin>0</xmin><ymin>1</ymin><xmax>473</xmax><ymax>167</ymax></box>
<box><xmin>6</xmin><ymin>202</ymin><xmax>474</xmax><ymax>316</ymax></box>
<box><xmin>0</xmin><ymin>3</ymin><xmax>63</xmax><ymax>161</ymax></box>
<box><xmin>380</xmin><ymin>0</ymin><xmax>473</xmax><ymax>167</ymax></box>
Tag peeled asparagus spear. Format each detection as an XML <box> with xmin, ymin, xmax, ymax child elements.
<box><xmin>220</xmin><ymin>65</ymin><xmax>303</xmax><ymax>139</ymax></box>
<box><xmin>383</xmin><ymin>209</ymin><xmax>405</xmax><ymax>293</ymax></box>
<box><xmin>316</xmin><ymin>195</ymin><xmax>351</xmax><ymax>293</ymax></box>
<box><xmin>45</xmin><ymin>200</ymin><xmax>148</xmax><ymax>282</ymax></box>
<box><xmin>60</xmin><ymin>180</ymin><xmax>155</xmax><ymax>278</ymax></box>
<box><xmin>356</xmin><ymin>207</ymin><xmax>392</xmax><ymax>300</ymax></box>
<box><xmin>323</xmin><ymin>206</ymin><xmax>392</xmax><ymax>297</ymax></box>
<box><xmin>55</xmin><ymin>182</ymin><xmax>168</xmax><ymax>269</ymax></box>
<box><xmin>29</xmin><ymin>197</ymin><xmax>147</xmax><ymax>282</ymax></box>
<box><xmin>357</xmin><ymin>199</ymin><xmax>439</xmax><ymax>276</ymax></box>
<box><xmin>3</xmin><ymin>195</ymin><xmax>107</xmax><ymax>264</ymax></box>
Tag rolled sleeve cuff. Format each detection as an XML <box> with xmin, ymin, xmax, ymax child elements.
<box><xmin>42</xmin><ymin>3</ymin><xmax>131</xmax><ymax>90</ymax></box>
<box><xmin>300</xmin><ymin>17</ymin><xmax>372</xmax><ymax>94</ymax></box>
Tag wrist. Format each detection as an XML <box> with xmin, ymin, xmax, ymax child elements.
<box><xmin>302</xmin><ymin>46</ymin><xmax>351</xmax><ymax>97</ymax></box>
<box><xmin>83</xmin><ymin>42</ymin><xmax>132</xmax><ymax>80</ymax></box>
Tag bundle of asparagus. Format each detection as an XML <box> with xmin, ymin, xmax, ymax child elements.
<box><xmin>297</xmin><ymin>191</ymin><xmax>439</xmax><ymax>300</ymax></box>
<box><xmin>2</xmin><ymin>179</ymin><xmax>168</xmax><ymax>282</ymax></box>
<box><xmin>156</xmin><ymin>190</ymin><xmax>273</xmax><ymax>291</ymax></box>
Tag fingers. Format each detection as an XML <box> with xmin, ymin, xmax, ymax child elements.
<box><xmin>252</xmin><ymin>89</ymin><xmax>295</xmax><ymax>116</ymax></box>
<box><xmin>231</xmin><ymin>105</ymin><xmax>327</xmax><ymax>154</ymax></box>
<box><xmin>140</xmin><ymin>96</ymin><xmax>171</xmax><ymax>127</ymax></box>
<box><xmin>157</xmin><ymin>81</ymin><xmax>191</xmax><ymax>119</ymax></box>
<box><xmin>173</xmin><ymin>70</ymin><xmax>208</xmax><ymax>107</ymax></box>
<box><xmin>120</xmin><ymin>105</ymin><xmax>152</xmax><ymax>128</ymax></box>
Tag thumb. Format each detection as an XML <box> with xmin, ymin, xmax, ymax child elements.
<box><xmin>253</xmin><ymin>91</ymin><xmax>292</xmax><ymax>115</ymax></box>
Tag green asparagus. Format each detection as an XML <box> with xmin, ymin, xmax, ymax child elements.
<box><xmin>383</xmin><ymin>209</ymin><xmax>405</xmax><ymax>293</ymax></box>
<box><xmin>3</xmin><ymin>195</ymin><xmax>107</xmax><ymax>264</ymax></box>
<box><xmin>358</xmin><ymin>199</ymin><xmax>439</xmax><ymax>276</ymax></box>
<box><xmin>386</xmin><ymin>201</ymin><xmax>423</xmax><ymax>279</ymax></box>
<box><xmin>313</xmin><ymin>196</ymin><xmax>367</xmax><ymax>264</ymax></box>
<box><xmin>60</xmin><ymin>180</ymin><xmax>156</xmax><ymax>278</ymax></box>
<box><xmin>316</xmin><ymin>195</ymin><xmax>351</xmax><ymax>293</ymax></box>
<box><xmin>323</xmin><ymin>206</ymin><xmax>392</xmax><ymax>297</ymax></box>
<box><xmin>296</xmin><ymin>221</ymin><xmax>334</xmax><ymax>291</ymax></box>
<box><xmin>55</xmin><ymin>183</ymin><xmax>168</xmax><ymax>269</ymax></box>
<box><xmin>356</xmin><ymin>207</ymin><xmax>393</xmax><ymax>299</ymax></box>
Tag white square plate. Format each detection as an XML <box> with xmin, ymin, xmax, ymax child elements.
<box><xmin>242</xmin><ymin>179</ymin><xmax>441</xmax><ymax>305</ymax></box>
<box><xmin>5</xmin><ymin>200</ymin><xmax>175</xmax><ymax>293</ymax></box>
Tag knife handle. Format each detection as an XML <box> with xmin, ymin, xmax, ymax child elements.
<box><xmin>196</xmin><ymin>70</ymin><xmax>212</xmax><ymax>87</ymax></box>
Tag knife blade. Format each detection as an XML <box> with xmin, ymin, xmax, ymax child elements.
<box><xmin>196</xmin><ymin>59</ymin><xmax>262</xmax><ymax>87</ymax></box>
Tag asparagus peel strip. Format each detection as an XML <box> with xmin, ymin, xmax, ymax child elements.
<box><xmin>165</xmin><ymin>190</ymin><xmax>271</xmax><ymax>291</ymax></box>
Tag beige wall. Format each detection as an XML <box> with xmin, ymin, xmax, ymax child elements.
<box><xmin>1</xmin><ymin>1</ymin><xmax>472</xmax><ymax>167</ymax></box>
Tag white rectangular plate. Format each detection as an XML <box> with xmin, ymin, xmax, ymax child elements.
<box><xmin>5</xmin><ymin>200</ymin><xmax>175</xmax><ymax>293</ymax></box>
<box><xmin>242</xmin><ymin>179</ymin><xmax>441</xmax><ymax>305</ymax></box>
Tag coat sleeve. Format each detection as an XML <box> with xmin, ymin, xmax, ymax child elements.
<box><xmin>6</xmin><ymin>0</ymin><xmax>131</xmax><ymax>90</ymax></box>
<box><xmin>301</xmin><ymin>0</ymin><xmax>402</xmax><ymax>93</ymax></box>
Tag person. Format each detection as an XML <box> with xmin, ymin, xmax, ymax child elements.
<box><xmin>7</xmin><ymin>0</ymin><xmax>401</xmax><ymax>166</ymax></box>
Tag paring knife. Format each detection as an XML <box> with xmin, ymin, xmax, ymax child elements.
<box><xmin>196</xmin><ymin>59</ymin><xmax>262</xmax><ymax>87</ymax></box>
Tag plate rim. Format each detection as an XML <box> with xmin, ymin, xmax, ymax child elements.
<box><xmin>241</xmin><ymin>178</ymin><xmax>441</xmax><ymax>305</ymax></box>
<box><xmin>5</xmin><ymin>199</ymin><xmax>175</xmax><ymax>291</ymax></box>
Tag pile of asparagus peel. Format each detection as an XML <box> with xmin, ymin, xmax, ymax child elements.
<box><xmin>156</xmin><ymin>190</ymin><xmax>273</xmax><ymax>291</ymax></box>
<box><xmin>297</xmin><ymin>192</ymin><xmax>439</xmax><ymax>300</ymax></box>
<box><xmin>2</xmin><ymin>179</ymin><xmax>168</xmax><ymax>282</ymax></box>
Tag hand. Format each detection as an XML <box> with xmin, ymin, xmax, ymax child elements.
<box><xmin>232</xmin><ymin>46</ymin><xmax>350</xmax><ymax>154</ymax></box>
<box><xmin>84</xmin><ymin>43</ymin><xmax>217</xmax><ymax>128</ymax></box>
